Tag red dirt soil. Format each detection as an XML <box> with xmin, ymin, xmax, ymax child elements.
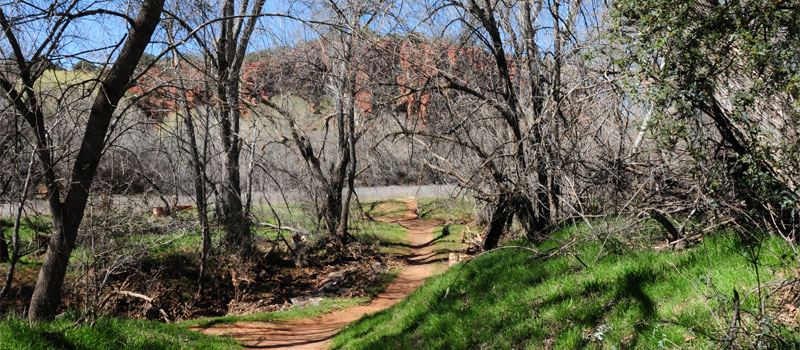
<box><xmin>195</xmin><ymin>199</ymin><xmax>441</xmax><ymax>349</ymax></box>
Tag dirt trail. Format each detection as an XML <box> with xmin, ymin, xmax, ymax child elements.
<box><xmin>196</xmin><ymin>199</ymin><xmax>441</xmax><ymax>349</ymax></box>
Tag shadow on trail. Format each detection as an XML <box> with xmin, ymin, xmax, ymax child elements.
<box><xmin>377</xmin><ymin>229</ymin><xmax>449</xmax><ymax>251</ymax></box>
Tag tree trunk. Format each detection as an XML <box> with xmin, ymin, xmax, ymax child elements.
<box><xmin>212</xmin><ymin>0</ymin><xmax>265</xmax><ymax>252</ymax></box>
<box><xmin>216</xmin><ymin>77</ymin><xmax>249</xmax><ymax>249</ymax></box>
<box><xmin>482</xmin><ymin>194</ymin><xmax>514</xmax><ymax>250</ymax></box>
<box><xmin>24</xmin><ymin>0</ymin><xmax>164</xmax><ymax>321</ymax></box>
<box><xmin>323</xmin><ymin>183</ymin><xmax>344</xmax><ymax>238</ymax></box>
<box><xmin>221</xmin><ymin>139</ymin><xmax>251</xmax><ymax>250</ymax></box>
<box><xmin>28</xmin><ymin>217</ymin><xmax>75</xmax><ymax>320</ymax></box>
<box><xmin>512</xmin><ymin>195</ymin><xmax>542</xmax><ymax>243</ymax></box>
<box><xmin>0</xmin><ymin>226</ymin><xmax>8</xmax><ymax>263</ymax></box>
<box><xmin>335</xmin><ymin>96</ymin><xmax>358</xmax><ymax>243</ymax></box>
<box><xmin>180</xmin><ymin>95</ymin><xmax>212</xmax><ymax>292</ymax></box>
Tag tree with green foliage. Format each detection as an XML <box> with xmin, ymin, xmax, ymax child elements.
<box><xmin>612</xmin><ymin>0</ymin><xmax>800</xmax><ymax>236</ymax></box>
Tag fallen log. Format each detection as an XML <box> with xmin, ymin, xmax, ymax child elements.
<box><xmin>113</xmin><ymin>290</ymin><xmax>153</xmax><ymax>303</ymax></box>
<box><xmin>648</xmin><ymin>209</ymin><xmax>681</xmax><ymax>242</ymax></box>
<box><xmin>257</xmin><ymin>222</ymin><xmax>311</xmax><ymax>236</ymax></box>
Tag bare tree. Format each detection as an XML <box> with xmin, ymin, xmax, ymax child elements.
<box><xmin>208</xmin><ymin>0</ymin><xmax>268</xmax><ymax>251</ymax></box>
<box><xmin>395</xmin><ymin>0</ymin><xmax>598</xmax><ymax>249</ymax></box>
<box><xmin>246</xmin><ymin>1</ymin><xmax>395</xmax><ymax>245</ymax></box>
<box><xmin>0</xmin><ymin>0</ymin><xmax>165</xmax><ymax>321</ymax></box>
<box><xmin>142</xmin><ymin>56</ymin><xmax>217</xmax><ymax>290</ymax></box>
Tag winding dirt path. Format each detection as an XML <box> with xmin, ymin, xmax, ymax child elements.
<box><xmin>196</xmin><ymin>199</ymin><xmax>440</xmax><ymax>349</ymax></box>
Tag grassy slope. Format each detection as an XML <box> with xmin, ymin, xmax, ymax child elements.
<box><xmin>0</xmin><ymin>315</ymin><xmax>241</xmax><ymax>350</ymax></box>
<box><xmin>331</xmin><ymin>229</ymin><xmax>799</xmax><ymax>350</ymax></box>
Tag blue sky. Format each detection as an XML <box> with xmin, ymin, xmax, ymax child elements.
<box><xmin>1</xmin><ymin>0</ymin><xmax>600</xmax><ymax>69</ymax></box>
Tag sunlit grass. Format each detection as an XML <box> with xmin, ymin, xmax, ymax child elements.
<box><xmin>357</xmin><ymin>199</ymin><xmax>409</xmax><ymax>220</ymax></box>
<box><xmin>250</xmin><ymin>203</ymin><xmax>317</xmax><ymax>232</ymax></box>
<box><xmin>416</xmin><ymin>197</ymin><xmax>474</xmax><ymax>222</ymax></box>
<box><xmin>431</xmin><ymin>224</ymin><xmax>472</xmax><ymax>258</ymax></box>
<box><xmin>38</xmin><ymin>69</ymin><xmax>95</xmax><ymax>87</ymax></box>
<box><xmin>331</xmin><ymin>230</ymin><xmax>800</xmax><ymax>349</ymax></box>
<box><xmin>352</xmin><ymin>219</ymin><xmax>410</xmax><ymax>255</ymax></box>
<box><xmin>0</xmin><ymin>313</ymin><xmax>241</xmax><ymax>350</ymax></box>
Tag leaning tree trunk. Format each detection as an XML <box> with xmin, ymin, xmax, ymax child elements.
<box><xmin>705</xmin><ymin>94</ymin><xmax>800</xmax><ymax>235</ymax></box>
<box><xmin>20</xmin><ymin>0</ymin><xmax>165</xmax><ymax>321</ymax></box>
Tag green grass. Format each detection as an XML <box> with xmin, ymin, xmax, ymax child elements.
<box><xmin>358</xmin><ymin>199</ymin><xmax>409</xmax><ymax>220</ymax></box>
<box><xmin>352</xmin><ymin>219</ymin><xmax>410</xmax><ymax>255</ymax></box>
<box><xmin>366</xmin><ymin>270</ymin><xmax>401</xmax><ymax>296</ymax></box>
<box><xmin>0</xmin><ymin>314</ymin><xmax>241</xmax><ymax>350</ymax></box>
<box><xmin>250</xmin><ymin>203</ymin><xmax>318</xmax><ymax>232</ymax></box>
<box><xmin>331</xmin><ymin>230</ymin><xmax>800</xmax><ymax>350</ymax></box>
<box><xmin>0</xmin><ymin>216</ymin><xmax>51</xmax><ymax>242</ymax></box>
<box><xmin>1</xmin><ymin>217</ymin><xmax>52</xmax><ymax>266</ymax></box>
<box><xmin>416</xmin><ymin>197</ymin><xmax>474</xmax><ymax>222</ymax></box>
<box><xmin>131</xmin><ymin>229</ymin><xmax>204</xmax><ymax>253</ymax></box>
<box><xmin>429</xmin><ymin>224</ymin><xmax>476</xmax><ymax>266</ymax></box>
<box><xmin>429</xmin><ymin>224</ymin><xmax>472</xmax><ymax>274</ymax></box>
<box><xmin>178</xmin><ymin>297</ymin><xmax>369</xmax><ymax>328</ymax></box>
<box><xmin>431</xmin><ymin>224</ymin><xmax>472</xmax><ymax>256</ymax></box>
<box><xmin>250</xmin><ymin>201</ymin><xmax>412</xmax><ymax>253</ymax></box>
